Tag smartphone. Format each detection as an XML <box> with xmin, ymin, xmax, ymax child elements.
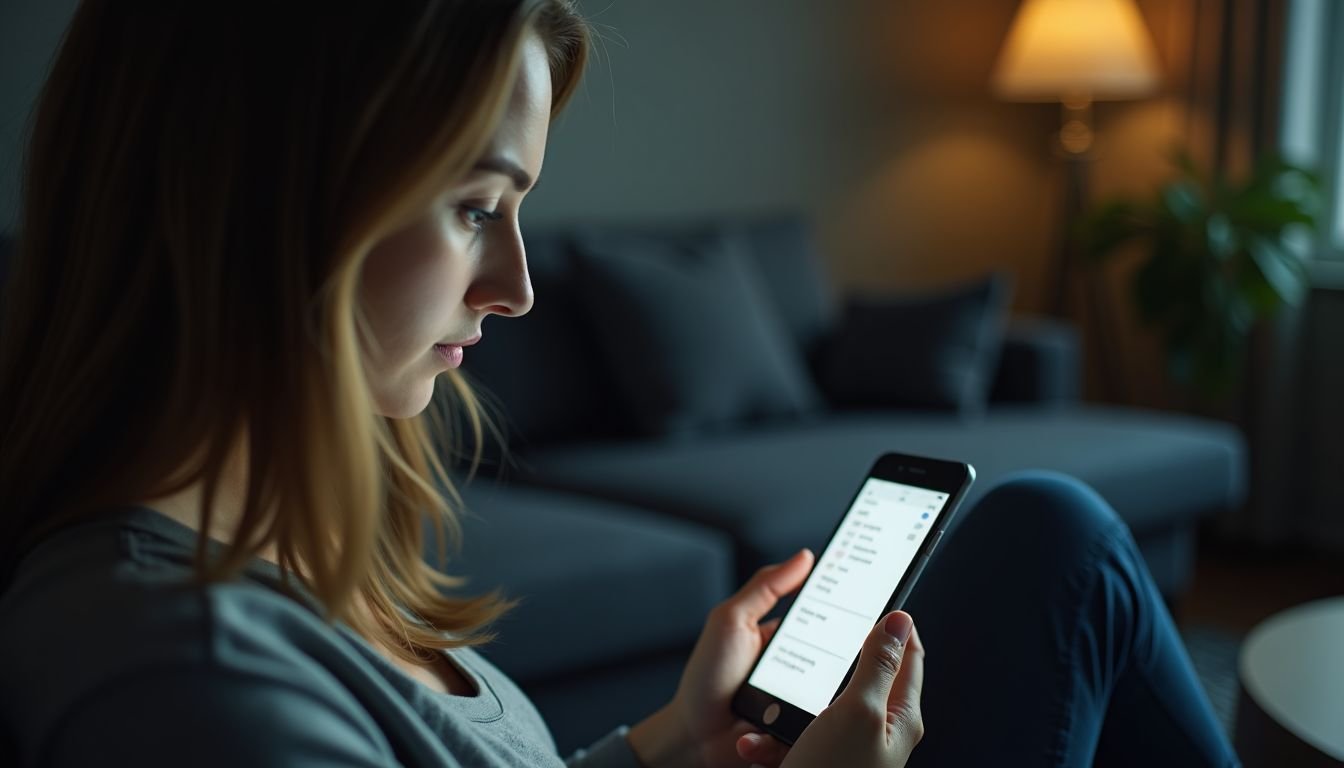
<box><xmin>731</xmin><ymin>451</ymin><xmax>975</xmax><ymax>745</ymax></box>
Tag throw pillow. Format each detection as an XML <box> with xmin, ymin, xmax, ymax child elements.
<box><xmin>820</xmin><ymin>273</ymin><xmax>1013</xmax><ymax>414</ymax></box>
<box><xmin>572</xmin><ymin>229</ymin><xmax>822</xmax><ymax>438</ymax></box>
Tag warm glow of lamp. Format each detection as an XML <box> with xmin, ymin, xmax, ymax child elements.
<box><xmin>993</xmin><ymin>0</ymin><xmax>1161</xmax><ymax>155</ymax></box>
<box><xmin>992</xmin><ymin>0</ymin><xmax>1161</xmax><ymax>104</ymax></box>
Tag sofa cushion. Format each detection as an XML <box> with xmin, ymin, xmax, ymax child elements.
<box><xmin>513</xmin><ymin>406</ymin><xmax>1245</xmax><ymax>590</ymax></box>
<box><xmin>446</xmin><ymin>479</ymin><xmax>734</xmax><ymax>682</ymax></box>
<box><xmin>989</xmin><ymin>316</ymin><xmax>1082</xmax><ymax>405</ymax></box>
<box><xmin>820</xmin><ymin>273</ymin><xmax>1013</xmax><ymax>414</ymax></box>
<box><xmin>733</xmin><ymin>214</ymin><xmax>837</xmax><ymax>359</ymax></box>
<box><xmin>572</xmin><ymin>228</ymin><xmax>822</xmax><ymax>438</ymax></box>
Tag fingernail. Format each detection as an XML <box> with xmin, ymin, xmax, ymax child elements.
<box><xmin>884</xmin><ymin>612</ymin><xmax>913</xmax><ymax>643</ymax></box>
<box><xmin>741</xmin><ymin>733</ymin><xmax>761</xmax><ymax>747</ymax></box>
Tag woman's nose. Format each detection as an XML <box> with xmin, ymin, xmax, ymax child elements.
<box><xmin>465</xmin><ymin>230</ymin><xmax>534</xmax><ymax>317</ymax></box>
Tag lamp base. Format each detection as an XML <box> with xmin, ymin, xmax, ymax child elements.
<box><xmin>1048</xmin><ymin>125</ymin><xmax>1128</xmax><ymax>404</ymax></box>
<box><xmin>1056</xmin><ymin>96</ymin><xmax>1095</xmax><ymax>156</ymax></box>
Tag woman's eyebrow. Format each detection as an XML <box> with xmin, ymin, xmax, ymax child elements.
<box><xmin>472</xmin><ymin>156</ymin><xmax>535</xmax><ymax>192</ymax></box>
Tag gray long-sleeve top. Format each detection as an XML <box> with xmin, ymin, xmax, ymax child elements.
<box><xmin>0</xmin><ymin>506</ymin><xmax>641</xmax><ymax>767</ymax></box>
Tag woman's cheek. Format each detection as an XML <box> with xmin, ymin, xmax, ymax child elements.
<box><xmin>364</xmin><ymin>219</ymin><xmax>466</xmax><ymax>346</ymax></box>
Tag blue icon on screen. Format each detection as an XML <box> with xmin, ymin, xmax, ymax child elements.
<box><xmin>921</xmin><ymin>513</ymin><xmax>929</xmax><ymax>519</ymax></box>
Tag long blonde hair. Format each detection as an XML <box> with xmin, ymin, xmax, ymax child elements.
<box><xmin>0</xmin><ymin>0</ymin><xmax>587</xmax><ymax>663</ymax></box>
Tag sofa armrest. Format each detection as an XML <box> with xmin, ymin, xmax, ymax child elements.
<box><xmin>989</xmin><ymin>316</ymin><xmax>1081</xmax><ymax>406</ymax></box>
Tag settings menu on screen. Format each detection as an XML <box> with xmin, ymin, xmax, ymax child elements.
<box><xmin>747</xmin><ymin>477</ymin><xmax>947</xmax><ymax>715</ymax></box>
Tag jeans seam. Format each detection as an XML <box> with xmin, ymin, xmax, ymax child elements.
<box><xmin>1048</xmin><ymin>518</ymin><xmax>1130</xmax><ymax>768</ymax></box>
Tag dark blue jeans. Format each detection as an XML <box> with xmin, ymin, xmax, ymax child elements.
<box><xmin>903</xmin><ymin>472</ymin><xmax>1239</xmax><ymax>767</ymax></box>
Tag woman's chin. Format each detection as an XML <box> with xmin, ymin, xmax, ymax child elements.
<box><xmin>372</xmin><ymin>378</ymin><xmax>437</xmax><ymax>420</ymax></box>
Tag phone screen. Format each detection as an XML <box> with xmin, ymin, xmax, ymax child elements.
<box><xmin>745</xmin><ymin>477</ymin><xmax>950</xmax><ymax>715</ymax></box>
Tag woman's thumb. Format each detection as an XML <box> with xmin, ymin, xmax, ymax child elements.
<box><xmin>841</xmin><ymin>611</ymin><xmax>914</xmax><ymax>715</ymax></box>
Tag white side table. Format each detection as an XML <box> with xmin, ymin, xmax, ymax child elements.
<box><xmin>1234</xmin><ymin>596</ymin><xmax>1344</xmax><ymax>766</ymax></box>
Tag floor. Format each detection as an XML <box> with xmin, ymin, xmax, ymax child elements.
<box><xmin>1175</xmin><ymin>535</ymin><xmax>1344</xmax><ymax>737</ymax></box>
<box><xmin>1181</xmin><ymin>538</ymin><xmax>1344</xmax><ymax>634</ymax></box>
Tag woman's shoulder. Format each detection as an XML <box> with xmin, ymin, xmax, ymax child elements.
<box><xmin>0</xmin><ymin>506</ymin><xmax>334</xmax><ymax>658</ymax></box>
<box><xmin>0</xmin><ymin>508</ymin><xmax>390</xmax><ymax>765</ymax></box>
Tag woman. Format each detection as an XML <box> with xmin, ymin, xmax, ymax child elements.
<box><xmin>0</xmin><ymin>1</ymin><xmax>1238</xmax><ymax>766</ymax></box>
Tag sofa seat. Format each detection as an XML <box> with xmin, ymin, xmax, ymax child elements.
<box><xmin>449</xmin><ymin>480</ymin><xmax>734</xmax><ymax>682</ymax></box>
<box><xmin>511</xmin><ymin>405</ymin><xmax>1246</xmax><ymax>592</ymax></box>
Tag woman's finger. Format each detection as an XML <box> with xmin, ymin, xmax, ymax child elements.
<box><xmin>838</xmin><ymin>611</ymin><xmax>914</xmax><ymax>716</ymax></box>
<box><xmin>886</xmin><ymin>623</ymin><xmax>926</xmax><ymax>745</ymax></box>
<box><xmin>736</xmin><ymin>731</ymin><xmax>790</xmax><ymax>767</ymax></box>
<box><xmin>721</xmin><ymin>549</ymin><xmax>813</xmax><ymax>623</ymax></box>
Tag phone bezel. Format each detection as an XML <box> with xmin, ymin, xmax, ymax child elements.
<box><xmin>730</xmin><ymin>451</ymin><xmax>975</xmax><ymax>745</ymax></box>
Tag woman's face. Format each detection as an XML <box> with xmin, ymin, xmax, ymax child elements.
<box><xmin>358</xmin><ymin>35</ymin><xmax>552</xmax><ymax>418</ymax></box>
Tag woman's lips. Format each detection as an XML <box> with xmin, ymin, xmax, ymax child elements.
<box><xmin>434</xmin><ymin>343</ymin><xmax>464</xmax><ymax>367</ymax></box>
<box><xmin>433</xmin><ymin>335</ymin><xmax>478</xmax><ymax>368</ymax></box>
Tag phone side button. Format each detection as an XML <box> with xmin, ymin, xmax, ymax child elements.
<box><xmin>929</xmin><ymin>530</ymin><xmax>945</xmax><ymax>552</ymax></box>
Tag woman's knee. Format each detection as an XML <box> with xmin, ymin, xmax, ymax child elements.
<box><xmin>958</xmin><ymin>471</ymin><xmax>1128</xmax><ymax>555</ymax></box>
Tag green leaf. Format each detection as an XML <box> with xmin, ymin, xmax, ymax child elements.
<box><xmin>1233</xmin><ymin>158</ymin><xmax>1323</xmax><ymax>226</ymax></box>
<box><xmin>1225</xmin><ymin>195</ymin><xmax>1317</xmax><ymax>232</ymax></box>
<box><xmin>1254</xmin><ymin>154</ymin><xmax>1322</xmax><ymax>189</ymax></box>
<box><xmin>1162</xmin><ymin>181</ymin><xmax>1206</xmax><ymax>224</ymax></box>
<box><xmin>1075</xmin><ymin>200</ymin><xmax>1150</xmax><ymax>262</ymax></box>
<box><xmin>1268</xmin><ymin>166</ymin><xmax>1322</xmax><ymax>206</ymax></box>
<box><xmin>1206</xmin><ymin>213</ymin><xmax>1237</xmax><ymax>260</ymax></box>
<box><xmin>1247</xmin><ymin>237</ymin><xmax>1307</xmax><ymax>306</ymax></box>
<box><xmin>1236</xmin><ymin>261</ymin><xmax>1281</xmax><ymax>315</ymax></box>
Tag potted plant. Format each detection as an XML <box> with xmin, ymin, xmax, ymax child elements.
<box><xmin>1076</xmin><ymin>151</ymin><xmax>1321</xmax><ymax>401</ymax></box>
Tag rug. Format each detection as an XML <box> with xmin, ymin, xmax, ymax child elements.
<box><xmin>1181</xmin><ymin>623</ymin><xmax>1243</xmax><ymax>737</ymax></box>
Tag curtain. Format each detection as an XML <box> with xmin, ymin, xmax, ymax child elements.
<box><xmin>1193</xmin><ymin>0</ymin><xmax>1344</xmax><ymax>551</ymax></box>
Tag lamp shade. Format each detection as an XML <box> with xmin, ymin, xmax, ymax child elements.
<box><xmin>992</xmin><ymin>0</ymin><xmax>1161</xmax><ymax>102</ymax></box>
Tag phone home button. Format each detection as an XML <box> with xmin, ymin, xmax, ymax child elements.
<box><xmin>763</xmin><ymin>703</ymin><xmax>781</xmax><ymax>725</ymax></box>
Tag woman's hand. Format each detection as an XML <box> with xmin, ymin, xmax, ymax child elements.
<box><xmin>626</xmin><ymin>549</ymin><xmax>814</xmax><ymax>768</ymax></box>
<box><xmin>779</xmin><ymin>611</ymin><xmax>925</xmax><ymax>768</ymax></box>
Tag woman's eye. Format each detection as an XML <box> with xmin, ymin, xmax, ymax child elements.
<box><xmin>459</xmin><ymin>205</ymin><xmax>504</xmax><ymax>232</ymax></box>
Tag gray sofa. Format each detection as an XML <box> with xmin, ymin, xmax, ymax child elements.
<box><xmin>442</xmin><ymin>214</ymin><xmax>1247</xmax><ymax>752</ymax></box>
